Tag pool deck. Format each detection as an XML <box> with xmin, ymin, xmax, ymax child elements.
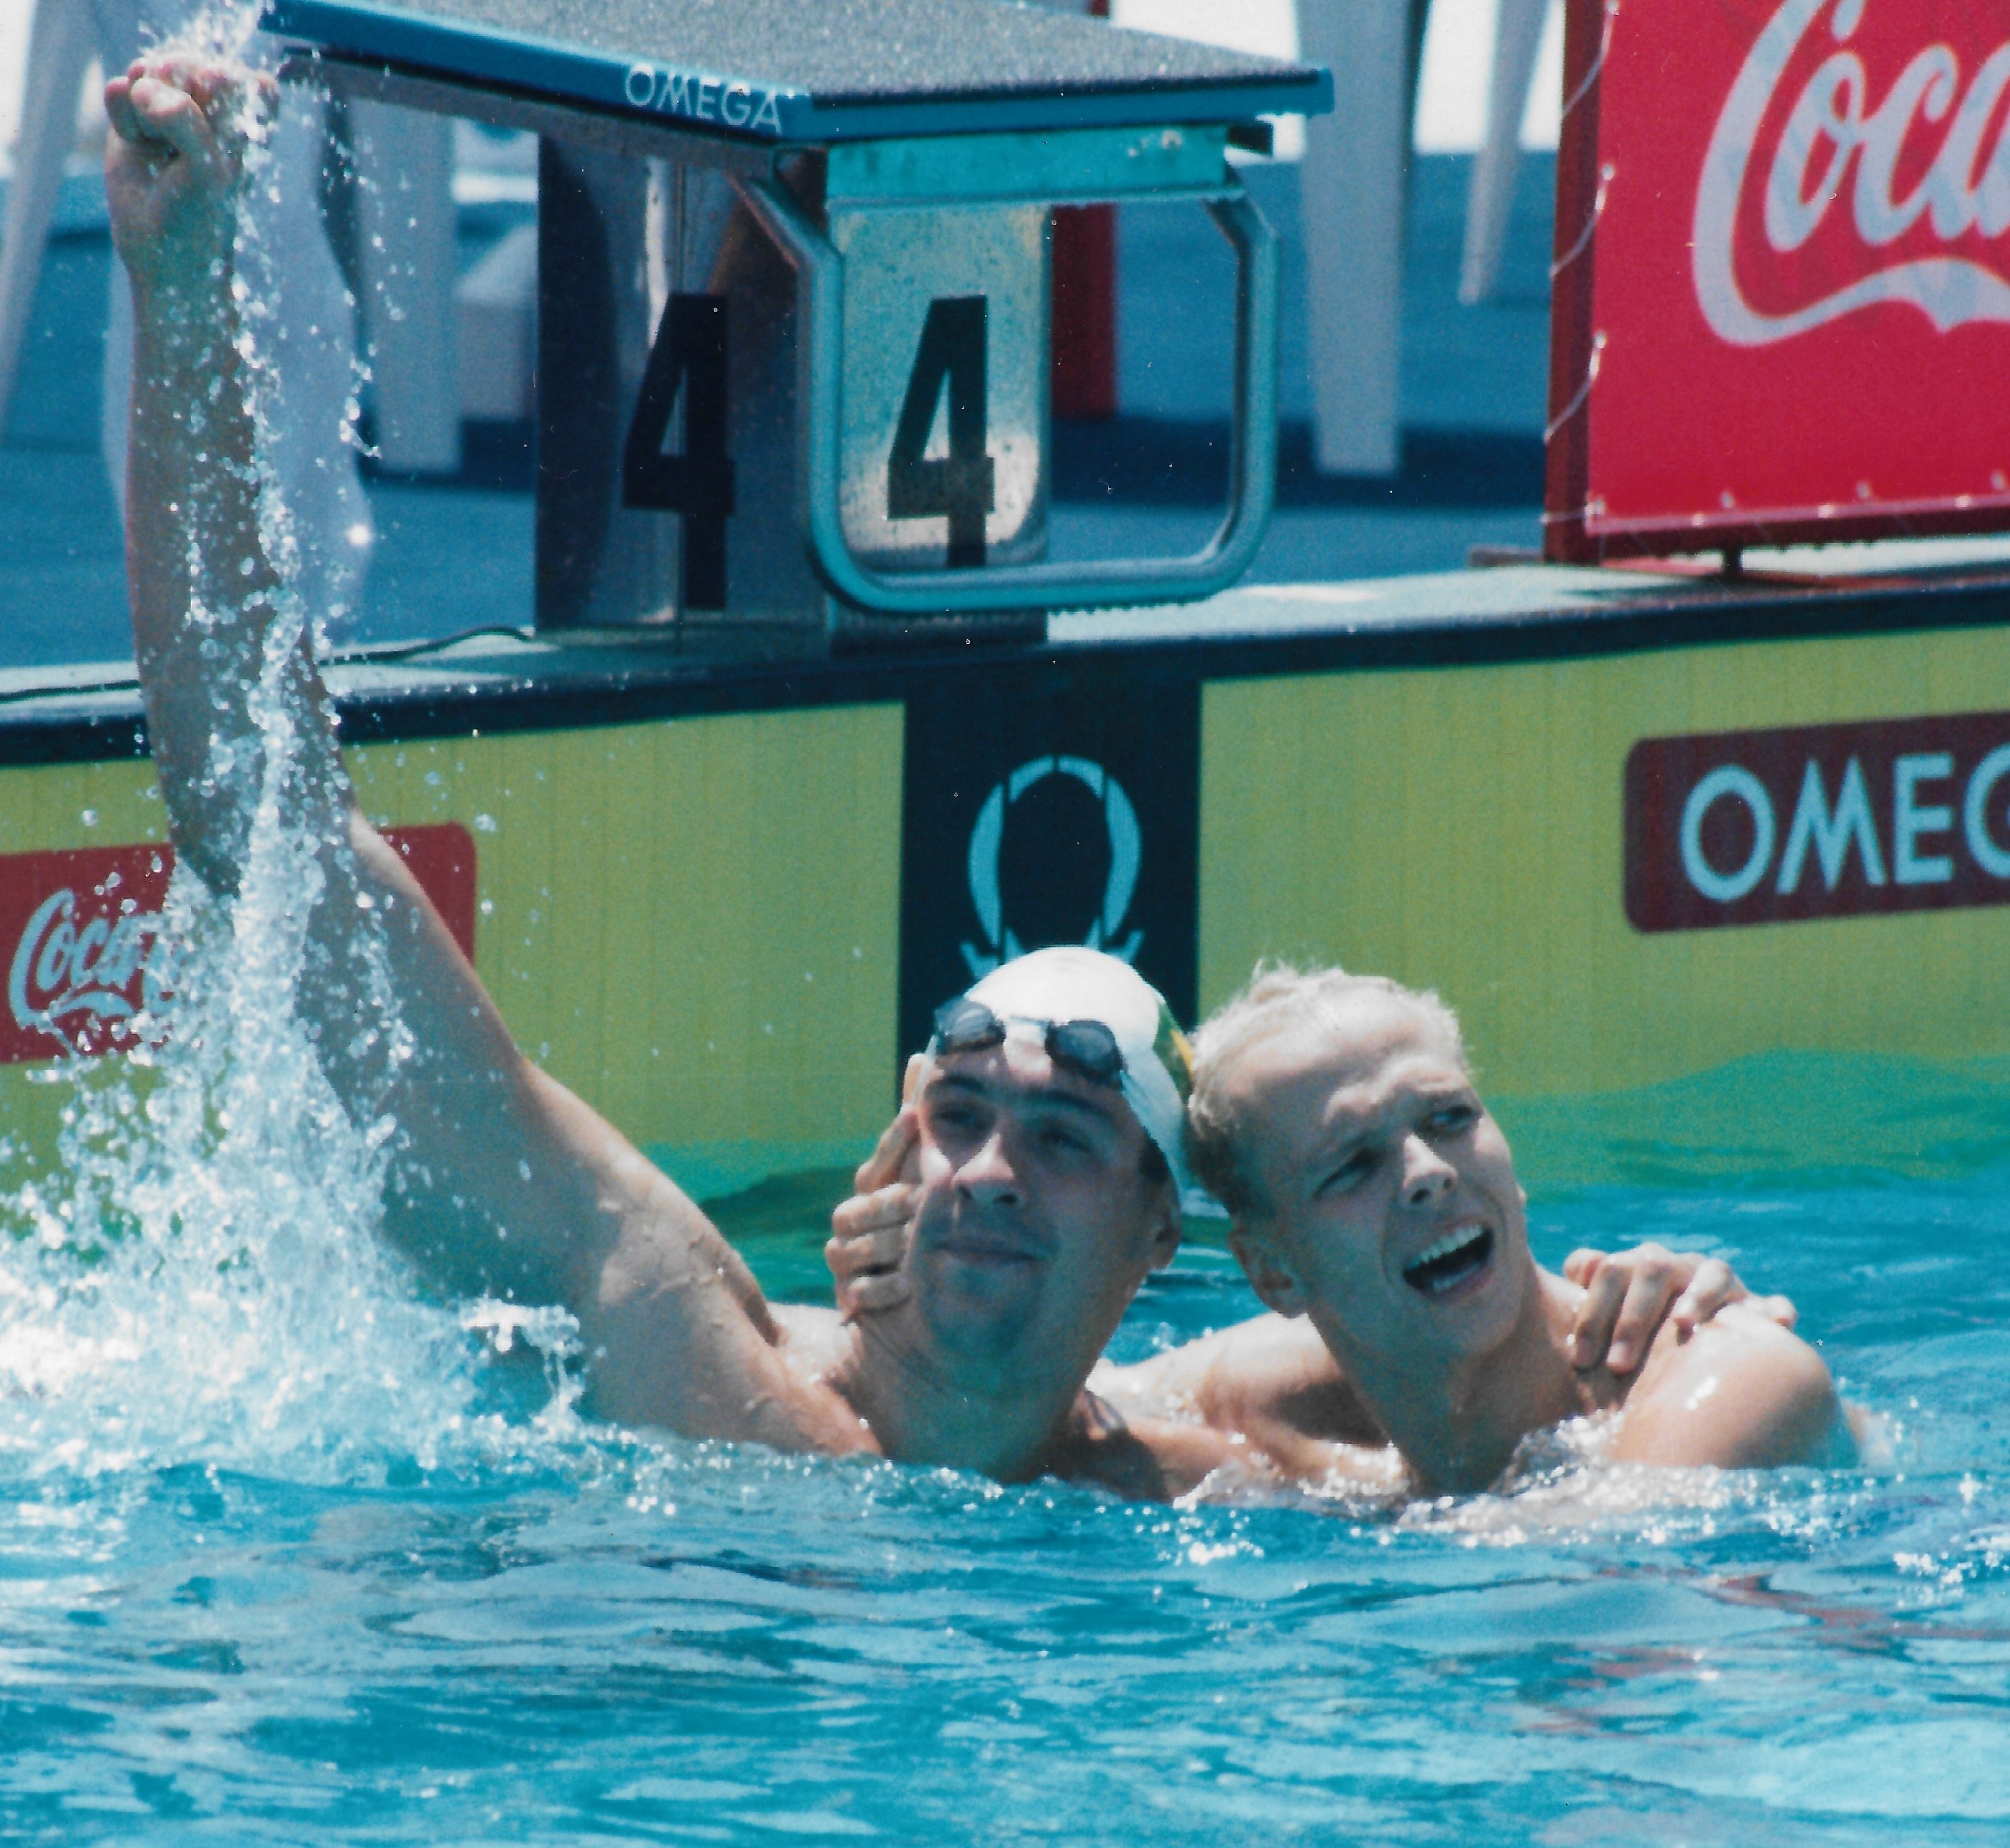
<box><xmin>13</xmin><ymin>548</ymin><xmax>2010</xmax><ymax>767</ymax></box>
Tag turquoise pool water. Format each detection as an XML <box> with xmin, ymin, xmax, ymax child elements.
<box><xmin>24</xmin><ymin>32</ymin><xmax>2004</xmax><ymax>1834</ymax></box>
<box><xmin>2</xmin><ymin>1060</ymin><xmax>2007</xmax><ymax>1845</ymax></box>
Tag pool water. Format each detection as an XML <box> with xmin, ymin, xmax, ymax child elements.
<box><xmin>2</xmin><ymin>1055</ymin><xmax>2009</xmax><ymax>1847</ymax></box>
<box><xmin>27</xmin><ymin>20</ymin><xmax>2009</xmax><ymax>1837</ymax></box>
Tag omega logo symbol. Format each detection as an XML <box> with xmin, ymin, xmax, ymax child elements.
<box><xmin>962</xmin><ymin>756</ymin><xmax>1144</xmax><ymax>979</ymax></box>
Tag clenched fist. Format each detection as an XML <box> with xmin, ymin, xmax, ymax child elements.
<box><xmin>105</xmin><ymin>56</ymin><xmax>274</xmax><ymax>300</ymax></box>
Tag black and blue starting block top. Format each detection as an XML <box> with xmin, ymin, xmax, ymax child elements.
<box><xmin>262</xmin><ymin>0</ymin><xmax>1331</xmax><ymax>143</ymax></box>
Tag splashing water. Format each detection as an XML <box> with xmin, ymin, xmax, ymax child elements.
<box><xmin>3</xmin><ymin>24</ymin><xmax>2008</xmax><ymax>1841</ymax></box>
<box><xmin>0</xmin><ymin>17</ymin><xmax>534</xmax><ymax>1487</ymax></box>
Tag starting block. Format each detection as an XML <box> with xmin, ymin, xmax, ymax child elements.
<box><xmin>262</xmin><ymin>0</ymin><xmax>1332</xmax><ymax>638</ymax></box>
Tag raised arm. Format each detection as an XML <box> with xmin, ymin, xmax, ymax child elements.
<box><xmin>107</xmin><ymin>57</ymin><xmax>862</xmax><ymax>1452</ymax></box>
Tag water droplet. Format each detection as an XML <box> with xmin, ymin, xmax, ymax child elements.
<box><xmin>79</xmin><ymin>810</ymin><xmax>98</xmax><ymax>828</ymax></box>
<box><xmin>473</xmin><ymin>814</ymin><xmax>497</xmax><ymax>833</ymax></box>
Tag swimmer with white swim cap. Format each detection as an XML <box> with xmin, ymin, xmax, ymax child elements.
<box><xmin>106</xmin><ymin>57</ymin><xmax>1787</xmax><ymax>1497</ymax></box>
<box><xmin>834</xmin><ymin>965</ymin><xmax>1848</xmax><ymax>1492</ymax></box>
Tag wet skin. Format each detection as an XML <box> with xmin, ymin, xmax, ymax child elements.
<box><xmin>1227</xmin><ymin>1006</ymin><xmax>1535</xmax><ymax>1378</ymax></box>
<box><xmin>106</xmin><ymin>55</ymin><xmax>1822</xmax><ymax>1502</ymax></box>
<box><xmin>824</xmin><ymin>1056</ymin><xmax>1804</xmax><ymax>1487</ymax></box>
<box><xmin>911</xmin><ymin>1047</ymin><xmax>1176</xmax><ymax>1359</ymax></box>
<box><xmin>824</xmin><ymin>1033</ymin><xmax>1199</xmax><ymax>1483</ymax></box>
<box><xmin>1225</xmin><ymin>995</ymin><xmax>1854</xmax><ymax>1491</ymax></box>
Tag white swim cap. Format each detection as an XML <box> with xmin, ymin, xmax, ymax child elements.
<box><xmin>936</xmin><ymin>946</ymin><xmax>1204</xmax><ymax>1210</ymax></box>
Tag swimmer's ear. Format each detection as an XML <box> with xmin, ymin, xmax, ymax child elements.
<box><xmin>1146</xmin><ymin>1193</ymin><xmax>1182</xmax><ymax>1271</ymax></box>
<box><xmin>901</xmin><ymin>1053</ymin><xmax>928</xmax><ymax>1106</ymax></box>
<box><xmin>1229</xmin><ymin>1222</ymin><xmax>1308</xmax><ymax>1318</ymax></box>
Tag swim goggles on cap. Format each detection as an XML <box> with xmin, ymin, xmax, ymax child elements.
<box><xmin>926</xmin><ymin>954</ymin><xmax>1209</xmax><ymax>1210</ymax></box>
<box><xmin>929</xmin><ymin>996</ymin><xmax>1126</xmax><ymax>1089</ymax></box>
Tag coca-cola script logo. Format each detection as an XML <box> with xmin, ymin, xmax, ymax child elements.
<box><xmin>4</xmin><ymin>846</ymin><xmax>175</xmax><ymax>1059</ymax></box>
<box><xmin>1697</xmin><ymin>0</ymin><xmax>2010</xmax><ymax>346</ymax></box>
<box><xmin>0</xmin><ymin>826</ymin><xmax>476</xmax><ymax>1065</ymax></box>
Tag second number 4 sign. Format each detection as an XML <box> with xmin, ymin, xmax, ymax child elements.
<box><xmin>886</xmin><ymin>297</ymin><xmax>997</xmax><ymax>569</ymax></box>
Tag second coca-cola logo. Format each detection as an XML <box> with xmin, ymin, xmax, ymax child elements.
<box><xmin>0</xmin><ymin>828</ymin><xmax>478</xmax><ymax>1066</ymax></box>
<box><xmin>7</xmin><ymin>886</ymin><xmax>169</xmax><ymax>1048</ymax></box>
<box><xmin>1694</xmin><ymin>0</ymin><xmax>2010</xmax><ymax>346</ymax></box>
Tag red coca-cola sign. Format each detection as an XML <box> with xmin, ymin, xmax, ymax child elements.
<box><xmin>0</xmin><ymin>825</ymin><xmax>476</xmax><ymax>1064</ymax></box>
<box><xmin>1548</xmin><ymin>0</ymin><xmax>2010</xmax><ymax>559</ymax></box>
<box><xmin>1626</xmin><ymin>709</ymin><xmax>2010</xmax><ymax>931</ymax></box>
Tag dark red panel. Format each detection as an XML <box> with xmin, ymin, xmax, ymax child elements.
<box><xmin>383</xmin><ymin>823</ymin><xmax>479</xmax><ymax>961</ymax></box>
<box><xmin>0</xmin><ymin>823</ymin><xmax>477</xmax><ymax>1063</ymax></box>
<box><xmin>0</xmin><ymin>844</ymin><xmax>175</xmax><ymax>1062</ymax></box>
<box><xmin>1052</xmin><ymin>203</ymin><xmax>1117</xmax><ymax>422</ymax></box>
<box><xmin>1626</xmin><ymin>712</ymin><xmax>2010</xmax><ymax>933</ymax></box>
<box><xmin>1549</xmin><ymin>0</ymin><xmax>2010</xmax><ymax>561</ymax></box>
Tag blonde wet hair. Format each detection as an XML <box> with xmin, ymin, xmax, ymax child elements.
<box><xmin>1184</xmin><ymin>963</ymin><xmax>1466</xmax><ymax>1219</ymax></box>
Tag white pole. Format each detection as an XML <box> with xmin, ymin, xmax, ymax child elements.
<box><xmin>351</xmin><ymin>98</ymin><xmax>461</xmax><ymax>476</ymax></box>
<box><xmin>1296</xmin><ymin>0</ymin><xmax>1411</xmax><ymax>477</ymax></box>
<box><xmin>0</xmin><ymin>0</ymin><xmax>95</xmax><ymax>435</ymax></box>
<box><xmin>1459</xmin><ymin>0</ymin><xmax>1548</xmax><ymax>304</ymax></box>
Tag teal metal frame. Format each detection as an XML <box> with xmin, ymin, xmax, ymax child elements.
<box><xmin>742</xmin><ymin>175</ymin><xmax>1280</xmax><ymax>616</ymax></box>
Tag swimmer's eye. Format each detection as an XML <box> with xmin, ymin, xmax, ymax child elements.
<box><xmin>1428</xmin><ymin>1103</ymin><xmax>1480</xmax><ymax>1137</ymax></box>
<box><xmin>1315</xmin><ymin>1149</ymin><xmax>1375</xmax><ymax>1196</ymax></box>
<box><xmin>1037</xmin><ymin>1123</ymin><xmax>1092</xmax><ymax>1157</ymax></box>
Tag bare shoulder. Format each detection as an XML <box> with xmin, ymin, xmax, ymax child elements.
<box><xmin>1093</xmin><ymin>1315</ymin><xmax>1288</xmax><ymax>1408</ymax></box>
<box><xmin>1097</xmin><ymin>1314</ymin><xmax>1385</xmax><ymax>1447</ymax></box>
<box><xmin>1051</xmin><ymin>1390</ymin><xmax>1403</xmax><ymax>1505</ymax></box>
<box><xmin>1199</xmin><ymin>1318</ymin><xmax>1388</xmax><ymax>1449</ymax></box>
<box><xmin>1609</xmin><ymin>1303</ymin><xmax>1854</xmax><ymax>1469</ymax></box>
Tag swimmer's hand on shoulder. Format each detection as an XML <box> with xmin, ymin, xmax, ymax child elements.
<box><xmin>104</xmin><ymin>56</ymin><xmax>274</xmax><ymax>294</ymax></box>
<box><xmin>1605</xmin><ymin>1302</ymin><xmax>1855</xmax><ymax>1471</ymax></box>
<box><xmin>1563</xmin><ymin>1242</ymin><xmax>1798</xmax><ymax>1375</ymax></box>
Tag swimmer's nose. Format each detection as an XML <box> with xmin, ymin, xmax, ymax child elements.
<box><xmin>1400</xmin><ymin>1134</ymin><xmax>1456</xmax><ymax>1206</ymax></box>
<box><xmin>955</xmin><ymin>1129</ymin><xmax>1023</xmax><ymax>1207</ymax></box>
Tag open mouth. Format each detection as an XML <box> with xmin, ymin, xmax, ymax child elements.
<box><xmin>1401</xmin><ymin>1224</ymin><xmax>1494</xmax><ymax>1296</ymax></box>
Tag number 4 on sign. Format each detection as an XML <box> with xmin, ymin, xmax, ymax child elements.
<box><xmin>622</xmin><ymin>293</ymin><xmax>734</xmax><ymax>610</ymax></box>
<box><xmin>888</xmin><ymin>296</ymin><xmax>995</xmax><ymax>568</ymax></box>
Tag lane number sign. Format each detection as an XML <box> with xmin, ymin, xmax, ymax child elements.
<box><xmin>886</xmin><ymin>296</ymin><xmax>996</xmax><ymax>568</ymax></box>
<box><xmin>620</xmin><ymin>200</ymin><xmax>1046</xmax><ymax>602</ymax></box>
<box><xmin>622</xmin><ymin>292</ymin><xmax>735</xmax><ymax>610</ymax></box>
